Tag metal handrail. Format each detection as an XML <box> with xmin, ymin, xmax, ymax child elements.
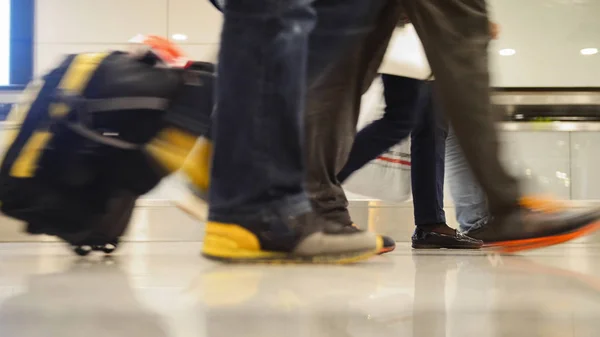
<box><xmin>498</xmin><ymin>121</ymin><xmax>600</xmax><ymax>132</ymax></box>
<box><xmin>493</xmin><ymin>92</ymin><xmax>600</xmax><ymax>105</ymax></box>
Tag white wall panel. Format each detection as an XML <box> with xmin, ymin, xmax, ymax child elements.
<box><xmin>33</xmin><ymin>0</ymin><xmax>599</xmax><ymax>87</ymax></box>
<box><xmin>168</xmin><ymin>0</ymin><xmax>222</xmax><ymax>44</ymax></box>
<box><xmin>33</xmin><ymin>0</ymin><xmax>222</xmax><ymax>74</ymax></box>
<box><xmin>570</xmin><ymin>132</ymin><xmax>600</xmax><ymax>200</ymax></box>
<box><xmin>36</xmin><ymin>0</ymin><xmax>168</xmax><ymax>44</ymax></box>
<box><xmin>178</xmin><ymin>44</ymin><xmax>219</xmax><ymax>63</ymax></box>
<box><xmin>35</xmin><ymin>43</ymin><xmax>129</xmax><ymax>76</ymax></box>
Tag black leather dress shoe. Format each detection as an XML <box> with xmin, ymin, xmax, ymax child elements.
<box><xmin>412</xmin><ymin>227</ymin><xmax>483</xmax><ymax>249</ymax></box>
<box><xmin>466</xmin><ymin>207</ymin><xmax>600</xmax><ymax>252</ymax></box>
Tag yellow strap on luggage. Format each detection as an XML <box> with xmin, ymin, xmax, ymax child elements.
<box><xmin>145</xmin><ymin>127</ymin><xmax>199</xmax><ymax>174</ymax></box>
<box><xmin>3</xmin><ymin>78</ymin><xmax>46</xmax><ymax>148</ymax></box>
<box><xmin>9</xmin><ymin>52</ymin><xmax>109</xmax><ymax>178</ymax></box>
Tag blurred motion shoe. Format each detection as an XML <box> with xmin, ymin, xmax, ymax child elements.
<box><xmin>181</xmin><ymin>137</ymin><xmax>212</xmax><ymax>199</ymax></box>
<box><xmin>202</xmin><ymin>212</ymin><xmax>382</xmax><ymax>264</ymax></box>
<box><xmin>175</xmin><ymin>139</ymin><xmax>387</xmax><ymax>261</ymax></box>
<box><xmin>520</xmin><ymin>195</ymin><xmax>566</xmax><ymax>213</ymax></box>
<box><xmin>411</xmin><ymin>224</ymin><xmax>483</xmax><ymax>249</ymax></box>
<box><xmin>466</xmin><ymin>202</ymin><xmax>600</xmax><ymax>253</ymax></box>
<box><xmin>350</xmin><ymin>223</ymin><xmax>396</xmax><ymax>254</ymax></box>
<box><xmin>174</xmin><ymin>137</ymin><xmax>212</xmax><ymax>220</ymax></box>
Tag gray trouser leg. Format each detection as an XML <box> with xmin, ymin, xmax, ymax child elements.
<box><xmin>402</xmin><ymin>0</ymin><xmax>521</xmax><ymax>215</ymax></box>
<box><xmin>304</xmin><ymin>0</ymin><xmax>402</xmax><ymax>225</ymax></box>
<box><xmin>446</xmin><ymin>128</ymin><xmax>490</xmax><ymax>232</ymax></box>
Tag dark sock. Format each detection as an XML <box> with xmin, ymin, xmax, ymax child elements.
<box><xmin>417</xmin><ymin>223</ymin><xmax>456</xmax><ymax>236</ymax></box>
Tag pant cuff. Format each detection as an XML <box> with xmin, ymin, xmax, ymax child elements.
<box><xmin>460</xmin><ymin>215</ymin><xmax>490</xmax><ymax>234</ymax></box>
<box><xmin>208</xmin><ymin>192</ymin><xmax>312</xmax><ymax>225</ymax></box>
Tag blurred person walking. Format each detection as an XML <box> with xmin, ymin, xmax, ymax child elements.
<box><xmin>395</xmin><ymin>4</ymin><xmax>599</xmax><ymax>249</ymax></box>
<box><xmin>305</xmin><ymin>0</ymin><xmax>600</xmax><ymax>252</ymax></box>
<box><xmin>189</xmin><ymin>0</ymin><xmax>399</xmax><ymax>263</ymax></box>
<box><xmin>333</xmin><ymin>21</ymin><xmax>500</xmax><ymax>247</ymax></box>
<box><xmin>185</xmin><ymin>0</ymin><xmax>600</xmax><ymax>264</ymax></box>
<box><xmin>310</xmin><ymin>19</ymin><xmax>483</xmax><ymax>251</ymax></box>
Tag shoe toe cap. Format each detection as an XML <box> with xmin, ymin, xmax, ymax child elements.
<box><xmin>378</xmin><ymin>235</ymin><xmax>396</xmax><ymax>254</ymax></box>
<box><xmin>382</xmin><ymin>235</ymin><xmax>396</xmax><ymax>248</ymax></box>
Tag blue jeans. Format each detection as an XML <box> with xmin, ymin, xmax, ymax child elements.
<box><xmin>209</xmin><ymin>0</ymin><xmax>390</xmax><ymax>224</ymax></box>
<box><xmin>445</xmin><ymin>128</ymin><xmax>490</xmax><ymax>232</ymax></box>
<box><xmin>338</xmin><ymin>75</ymin><xmax>448</xmax><ymax>226</ymax></box>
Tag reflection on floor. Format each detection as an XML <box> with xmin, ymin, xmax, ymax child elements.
<box><xmin>3</xmin><ymin>203</ymin><xmax>600</xmax><ymax>245</ymax></box>
<box><xmin>0</xmin><ymin>242</ymin><xmax>599</xmax><ymax>337</ymax></box>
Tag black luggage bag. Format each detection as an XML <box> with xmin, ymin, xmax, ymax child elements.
<box><xmin>0</xmin><ymin>51</ymin><xmax>215</xmax><ymax>255</ymax></box>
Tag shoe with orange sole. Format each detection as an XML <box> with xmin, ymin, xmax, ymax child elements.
<box><xmin>519</xmin><ymin>195</ymin><xmax>566</xmax><ymax>213</ymax></box>
<box><xmin>466</xmin><ymin>197</ymin><xmax>600</xmax><ymax>253</ymax></box>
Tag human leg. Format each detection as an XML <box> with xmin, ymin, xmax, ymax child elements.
<box><xmin>304</xmin><ymin>0</ymin><xmax>403</xmax><ymax>226</ymax></box>
<box><xmin>337</xmin><ymin>74</ymin><xmax>424</xmax><ymax>183</ymax></box>
<box><xmin>409</xmin><ymin>83</ymin><xmax>447</xmax><ymax>227</ymax></box>
<box><xmin>445</xmin><ymin>128</ymin><xmax>490</xmax><ymax>233</ymax></box>
<box><xmin>410</xmin><ymin>89</ymin><xmax>482</xmax><ymax>249</ymax></box>
<box><xmin>303</xmin><ymin>0</ymin><xmax>403</xmax><ymax>254</ymax></box>
<box><xmin>203</xmin><ymin>0</ymin><xmax>398</xmax><ymax>262</ymax></box>
<box><xmin>402</xmin><ymin>0</ymin><xmax>600</xmax><ymax>251</ymax></box>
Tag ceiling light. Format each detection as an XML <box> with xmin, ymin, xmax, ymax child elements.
<box><xmin>172</xmin><ymin>34</ymin><xmax>188</xmax><ymax>41</ymax></box>
<box><xmin>580</xmin><ymin>48</ymin><xmax>598</xmax><ymax>56</ymax></box>
<box><xmin>499</xmin><ymin>48</ymin><xmax>516</xmax><ymax>56</ymax></box>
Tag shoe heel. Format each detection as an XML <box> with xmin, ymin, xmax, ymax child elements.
<box><xmin>202</xmin><ymin>222</ymin><xmax>283</xmax><ymax>261</ymax></box>
<box><xmin>175</xmin><ymin>186</ymin><xmax>208</xmax><ymax>221</ymax></box>
<box><xmin>181</xmin><ymin>138</ymin><xmax>212</xmax><ymax>192</ymax></box>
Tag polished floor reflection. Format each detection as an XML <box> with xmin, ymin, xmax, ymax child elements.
<box><xmin>0</xmin><ymin>242</ymin><xmax>600</xmax><ymax>337</ymax></box>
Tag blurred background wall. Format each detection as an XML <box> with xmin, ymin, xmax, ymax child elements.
<box><xmin>32</xmin><ymin>0</ymin><xmax>600</xmax><ymax>86</ymax></box>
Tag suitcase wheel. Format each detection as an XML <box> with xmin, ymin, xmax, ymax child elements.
<box><xmin>73</xmin><ymin>242</ymin><xmax>118</xmax><ymax>256</ymax></box>
<box><xmin>102</xmin><ymin>243</ymin><xmax>118</xmax><ymax>254</ymax></box>
<box><xmin>73</xmin><ymin>245</ymin><xmax>93</xmax><ymax>256</ymax></box>
<box><xmin>92</xmin><ymin>243</ymin><xmax>118</xmax><ymax>254</ymax></box>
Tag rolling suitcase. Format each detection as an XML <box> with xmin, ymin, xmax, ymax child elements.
<box><xmin>69</xmin><ymin>192</ymin><xmax>136</xmax><ymax>256</ymax></box>
<box><xmin>0</xmin><ymin>49</ymin><xmax>215</xmax><ymax>255</ymax></box>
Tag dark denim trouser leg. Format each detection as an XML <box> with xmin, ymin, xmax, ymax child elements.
<box><xmin>402</xmin><ymin>0</ymin><xmax>521</xmax><ymax>215</ymax></box>
<box><xmin>410</xmin><ymin>84</ymin><xmax>448</xmax><ymax>226</ymax></box>
<box><xmin>209</xmin><ymin>0</ymin><xmax>315</xmax><ymax>224</ymax></box>
<box><xmin>337</xmin><ymin>75</ymin><xmax>447</xmax><ymax>227</ymax></box>
<box><xmin>209</xmin><ymin>0</ymin><xmax>392</xmax><ymax>224</ymax></box>
<box><xmin>337</xmin><ymin>75</ymin><xmax>425</xmax><ymax>183</ymax></box>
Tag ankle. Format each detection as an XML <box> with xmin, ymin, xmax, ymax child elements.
<box><xmin>417</xmin><ymin>223</ymin><xmax>456</xmax><ymax>235</ymax></box>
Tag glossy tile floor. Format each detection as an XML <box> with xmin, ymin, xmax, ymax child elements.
<box><xmin>1</xmin><ymin>242</ymin><xmax>600</xmax><ymax>337</ymax></box>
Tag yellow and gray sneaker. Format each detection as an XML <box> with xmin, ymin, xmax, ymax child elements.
<box><xmin>177</xmin><ymin>188</ymin><xmax>383</xmax><ymax>263</ymax></box>
<box><xmin>202</xmin><ymin>212</ymin><xmax>383</xmax><ymax>264</ymax></box>
<box><xmin>175</xmin><ymin>139</ymin><xmax>382</xmax><ymax>264</ymax></box>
